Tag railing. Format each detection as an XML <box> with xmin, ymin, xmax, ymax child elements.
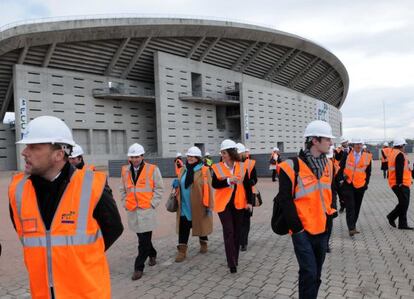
<box><xmin>92</xmin><ymin>87</ymin><xmax>155</xmax><ymax>97</ymax></box>
<box><xmin>179</xmin><ymin>91</ymin><xmax>239</xmax><ymax>102</ymax></box>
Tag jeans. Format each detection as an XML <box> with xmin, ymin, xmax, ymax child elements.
<box><xmin>135</xmin><ymin>232</ymin><xmax>157</xmax><ymax>271</ymax></box>
<box><xmin>291</xmin><ymin>231</ymin><xmax>328</xmax><ymax>299</ymax></box>
<box><xmin>178</xmin><ymin>216</ymin><xmax>208</xmax><ymax>244</ymax></box>
<box><xmin>389</xmin><ymin>186</ymin><xmax>410</xmax><ymax>227</ymax></box>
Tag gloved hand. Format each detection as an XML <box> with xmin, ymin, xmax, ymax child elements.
<box><xmin>171</xmin><ymin>178</ymin><xmax>179</xmax><ymax>189</ymax></box>
<box><xmin>332</xmin><ymin>211</ymin><xmax>339</xmax><ymax>218</ymax></box>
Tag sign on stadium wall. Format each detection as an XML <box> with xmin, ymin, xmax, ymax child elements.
<box><xmin>19</xmin><ymin>98</ymin><xmax>28</xmax><ymax>139</ymax></box>
<box><xmin>316</xmin><ymin>101</ymin><xmax>329</xmax><ymax>122</ymax></box>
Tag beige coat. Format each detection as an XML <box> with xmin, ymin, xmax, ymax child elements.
<box><xmin>120</xmin><ymin>164</ymin><xmax>164</xmax><ymax>233</ymax></box>
<box><xmin>176</xmin><ymin>166</ymin><xmax>213</xmax><ymax>236</ymax></box>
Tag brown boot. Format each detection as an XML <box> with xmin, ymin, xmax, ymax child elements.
<box><xmin>148</xmin><ymin>256</ymin><xmax>157</xmax><ymax>266</ymax></box>
<box><xmin>175</xmin><ymin>244</ymin><xmax>187</xmax><ymax>262</ymax></box>
<box><xmin>131</xmin><ymin>270</ymin><xmax>143</xmax><ymax>281</ymax></box>
<box><xmin>199</xmin><ymin>240</ymin><xmax>208</xmax><ymax>254</ymax></box>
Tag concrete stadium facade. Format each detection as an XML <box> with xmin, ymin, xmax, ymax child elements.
<box><xmin>0</xmin><ymin>17</ymin><xmax>349</xmax><ymax>170</ymax></box>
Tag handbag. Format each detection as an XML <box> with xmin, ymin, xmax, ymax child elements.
<box><xmin>165</xmin><ymin>189</ymin><xmax>178</xmax><ymax>212</ymax></box>
<box><xmin>271</xmin><ymin>194</ymin><xmax>288</xmax><ymax>235</ymax></box>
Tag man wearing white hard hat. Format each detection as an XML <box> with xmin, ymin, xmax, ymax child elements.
<box><xmin>269</xmin><ymin>147</ymin><xmax>282</xmax><ymax>182</ymax></box>
<box><xmin>173</xmin><ymin>146</ymin><xmax>213</xmax><ymax>262</ymax></box>
<box><xmin>69</xmin><ymin>144</ymin><xmax>95</xmax><ymax>170</ymax></box>
<box><xmin>386</xmin><ymin>138</ymin><xmax>413</xmax><ymax>230</ymax></box>
<box><xmin>9</xmin><ymin>116</ymin><xmax>123</xmax><ymax>298</ymax></box>
<box><xmin>380</xmin><ymin>142</ymin><xmax>391</xmax><ymax>179</ymax></box>
<box><xmin>236</xmin><ymin>143</ymin><xmax>258</xmax><ymax>252</ymax></box>
<box><xmin>276</xmin><ymin>120</ymin><xmax>337</xmax><ymax>299</ymax></box>
<box><xmin>120</xmin><ymin>143</ymin><xmax>164</xmax><ymax>280</ymax></box>
<box><xmin>211</xmin><ymin>139</ymin><xmax>253</xmax><ymax>274</ymax></box>
<box><xmin>174</xmin><ymin>152</ymin><xmax>184</xmax><ymax>176</ymax></box>
<box><xmin>337</xmin><ymin>138</ymin><xmax>372</xmax><ymax>237</ymax></box>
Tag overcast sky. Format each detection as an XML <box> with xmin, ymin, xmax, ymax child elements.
<box><xmin>1</xmin><ymin>0</ymin><xmax>413</xmax><ymax>141</ymax></box>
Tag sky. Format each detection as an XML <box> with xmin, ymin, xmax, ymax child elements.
<box><xmin>1</xmin><ymin>0</ymin><xmax>413</xmax><ymax>141</ymax></box>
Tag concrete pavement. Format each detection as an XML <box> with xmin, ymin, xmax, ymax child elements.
<box><xmin>1</xmin><ymin>164</ymin><xmax>414</xmax><ymax>298</ymax></box>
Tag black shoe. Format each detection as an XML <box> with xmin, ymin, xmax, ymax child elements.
<box><xmin>326</xmin><ymin>246</ymin><xmax>331</xmax><ymax>253</ymax></box>
<box><xmin>240</xmin><ymin>245</ymin><xmax>247</xmax><ymax>251</ymax></box>
<box><xmin>398</xmin><ymin>226</ymin><xmax>414</xmax><ymax>230</ymax></box>
<box><xmin>131</xmin><ymin>270</ymin><xmax>143</xmax><ymax>280</ymax></box>
<box><xmin>148</xmin><ymin>256</ymin><xmax>157</xmax><ymax>266</ymax></box>
<box><xmin>230</xmin><ymin>267</ymin><xmax>237</xmax><ymax>273</ymax></box>
<box><xmin>387</xmin><ymin>215</ymin><xmax>396</xmax><ymax>228</ymax></box>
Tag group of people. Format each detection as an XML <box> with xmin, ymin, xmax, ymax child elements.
<box><xmin>7</xmin><ymin>115</ymin><xmax>413</xmax><ymax>299</ymax></box>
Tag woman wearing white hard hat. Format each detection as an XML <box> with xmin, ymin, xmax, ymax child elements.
<box><xmin>380</xmin><ymin>142</ymin><xmax>391</xmax><ymax>179</ymax></box>
<box><xmin>276</xmin><ymin>120</ymin><xmax>337</xmax><ymax>299</ymax></box>
<box><xmin>236</xmin><ymin>143</ymin><xmax>258</xmax><ymax>252</ymax></box>
<box><xmin>211</xmin><ymin>139</ymin><xmax>253</xmax><ymax>274</ymax></box>
<box><xmin>10</xmin><ymin>116</ymin><xmax>124</xmax><ymax>299</ymax></box>
<box><xmin>172</xmin><ymin>146</ymin><xmax>213</xmax><ymax>262</ymax></box>
<box><xmin>174</xmin><ymin>152</ymin><xmax>184</xmax><ymax>176</ymax></box>
<box><xmin>69</xmin><ymin>144</ymin><xmax>95</xmax><ymax>170</ymax></box>
<box><xmin>269</xmin><ymin>147</ymin><xmax>282</xmax><ymax>181</ymax></box>
<box><xmin>120</xmin><ymin>143</ymin><xmax>164</xmax><ymax>280</ymax></box>
<box><xmin>386</xmin><ymin>137</ymin><xmax>413</xmax><ymax>230</ymax></box>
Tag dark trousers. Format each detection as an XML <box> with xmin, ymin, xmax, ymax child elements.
<box><xmin>382</xmin><ymin>170</ymin><xmax>388</xmax><ymax>179</ymax></box>
<box><xmin>218</xmin><ymin>203</ymin><xmax>244</xmax><ymax>268</ymax></box>
<box><xmin>292</xmin><ymin>231</ymin><xmax>328</xmax><ymax>299</ymax></box>
<box><xmin>272</xmin><ymin>169</ymin><xmax>278</xmax><ymax>181</ymax></box>
<box><xmin>135</xmin><ymin>232</ymin><xmax>157</xmax><ymax>271</ymax></box>
<box><xmin>178</xmin><ymin>216</ymin><xmax>208</xmax><ymax>244</ymax></box>
<box><xmin>326</xmin><ymin>216</ymin><xmax>333</xmax><ymax>250</ymax></box>
<box><xmin>337</xmin><ymin>188</ymin><xmax>345</xmax><ymax>210</ymax></box>
<box><xmin>240</xmin><ymin>209</ymin><xmax>252</xmax><ymax>246</ymax></box>
<box><xmin>343</xmin><ymin>184</ymin><xmax>365</xmax><ymax>230</ymax></box>
<box><xmin>388</xmin><ymin>186</ymin><xmax>410</xmax><ymax>227</ymax></box>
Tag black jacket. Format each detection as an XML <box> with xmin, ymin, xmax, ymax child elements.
<box><xmin>10</xmin><ymin>162</ymin><xmax>123</xmax><ymax>251</ymax></box>
<box><xmin>278</xmin><ymin>150</ymin><xmax>337</xmax><ymax>234</ymax></box>
<box><xmin>395</xmin><ymin>152</ymin><xmax>406</xmax><ymax>186</ymax></box>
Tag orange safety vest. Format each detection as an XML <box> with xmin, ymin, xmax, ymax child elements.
<box><xmin>388</xmin><ymin>149</ymin><xmax>412</xmax><ymax>188</ymax></box>
<box><xmin>83</xmin><ymin>164</ymin><xmax>96</xmax><ymax>171</ymax></box>
<box><xmin>9</xmin><ymin>169</ymin><xmax>110</xmax><ymax>299</ymax></box>
<box><xmin>175</xmin><ymin>159</ymin><xmax>184</xmax><ymax>176</ymax></box>
<box><xmin>343</xmin><ymin>150</ymin><xmax>372</xmax><ymax>188</ymax></box>
<box><xmin>178</xmin><ymin>165</ymin><xmax>211</xmax><ymax>207</ymax></box>
<box><xmin>278</xmin><ymin>158</ymin><xmax>335</xmax><ymax>235</ymax></box>
<box><xmin>381</xmin><ymin>147</ymin><xmax>391</xmax><ymax>163</ymax></box>
<box><xmin>121</xmin><ymin>163</ymin><xmax>156</xmax><ymax>211</ymax></box>
<box><xmin>212</xmin><ymin>161</ymin><xmax>247</xmax><ymax>213</ymax></box>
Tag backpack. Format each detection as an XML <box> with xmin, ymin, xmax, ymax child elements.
<box><xmin>271</xmin><ymin>157</ymin><xmax>299</xmax><ymax>235</ymax></box>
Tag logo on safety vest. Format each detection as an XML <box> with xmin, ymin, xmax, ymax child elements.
<box><xmin>61</xmin><ymin>211</ymin><xmax>76</xmax><ymax>224</ymax></box>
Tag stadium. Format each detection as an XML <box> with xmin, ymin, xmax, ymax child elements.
<box><xmin>0</xmin><ymin>17</ymin><xmax>348</xmax><ymax>171</ymax></box>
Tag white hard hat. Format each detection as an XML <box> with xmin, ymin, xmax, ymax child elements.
<box><xmin>383</xmin><ymin>142</ymin><xmax>389</xmax><ymax>146</ymax></box>
<box><xmin>340</xmin><ymin>137</ymin><xmax>349</xmax><ymax>144</ymax></box>
<box><xmin>273</xmin><ymin>147</ymin><xmax>279</xmax><ymax>152</ymax></box>
<box><xmin>205</xmin><ymin>152</ymin><xmax>211</xmax><ymax>156</ymax></box>
<box><xmin>220</xmin><ymin>139</ymin><xmax>237</xmax><ymax>151</ymax></box>
<box><xmin>351</xmin><ymin>138</ymin><xmax>364</xmax><ymax>144</ymax></box>
<box><xmin>245</xmin><ymin>148</ymin><xmax>250</xmax><ymax>152</ymax></box>
<box><xmin>128</xmin><ymin>143</ymin><xmax>145</xmax><ymax>156</ymax></box>
<box><xmin>393</xmin><ymin>137</ymin><xmax>407</xmax><ymax>147</ymax></box>
<box><xmin>176</xmin><ymin>152</ymin><xmax>182</xmax><ymax>158</ymax></box>
<box><xmin>186</xmin><ymin>146</ymin><xmax>202</xmax><ymax>157</ymax></box>
<box><xmin>17</xmin><ymin>115</ymin><xmax>75</xmax><ymax>146</ymax></box>
<box><xmin>235</xmin><ymin>143</ymin><xmax>246</xmax><ymax>154</ymax></box>
<box><xmin>69</xmin><ymin>144</ymin><xmax>84</xmax><ymax>158</ymax></box>
<box><xmin>303</xmin><ymin>120</ymin><xmax>335</xmax><ymax>139</ymax></box>
<box><xmin>362</xmin><ymin>145</ymin><xmax>367</xmax><ymax>149</ymax></box>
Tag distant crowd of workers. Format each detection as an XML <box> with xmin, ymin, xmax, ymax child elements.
<box><xmin>6</xmin><ymin>115</ymin><xmax>412</xmax><ymax>299</ymax></box>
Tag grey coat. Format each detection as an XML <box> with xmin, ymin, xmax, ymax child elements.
<box><xmin>120</xmin><ymin>164</ymin><xmax>164</xmax><ymax>233</ymax></box>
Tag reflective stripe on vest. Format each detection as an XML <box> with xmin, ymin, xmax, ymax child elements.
<box><xmin>344</xmin><ymin>151</ymin><xmax>371</xmax><ymax>188</ymax></box>
<box><xmin>122</xmin><ymin>164</ymin><xmax>155</xmax><ymax>210</ymax></box>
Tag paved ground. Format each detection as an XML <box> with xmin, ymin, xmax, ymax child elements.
<box><xmin>1</xmin><ymin>162</ymin><xmax>414</xmax><ymax>298</ymax></box>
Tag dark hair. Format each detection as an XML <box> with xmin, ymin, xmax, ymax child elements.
<box><xmin>50</xmin><ymin>143</ymin><xmax>71</xmax><ymax>160</ymax></box>
<box><xmin>305</xmin><ymin>137</ymin><xmax>322</xmax><ymax>149</ymax></box>
<box><xmin>224</xmin><ymin>148</ymin><xmax>240</xmax><ymax>162</ymax></box>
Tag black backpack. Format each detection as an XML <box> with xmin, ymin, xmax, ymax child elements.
<box><xmin>271</xmin><ymin>157</ymin><xmax>299</xmax><ymax>235</ymax></box>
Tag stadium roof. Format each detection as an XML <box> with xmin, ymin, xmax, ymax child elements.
<box><xmin>0</xmin><ymin>17</ymin><xmax>349</xmax><ymax>118</ymax></box>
